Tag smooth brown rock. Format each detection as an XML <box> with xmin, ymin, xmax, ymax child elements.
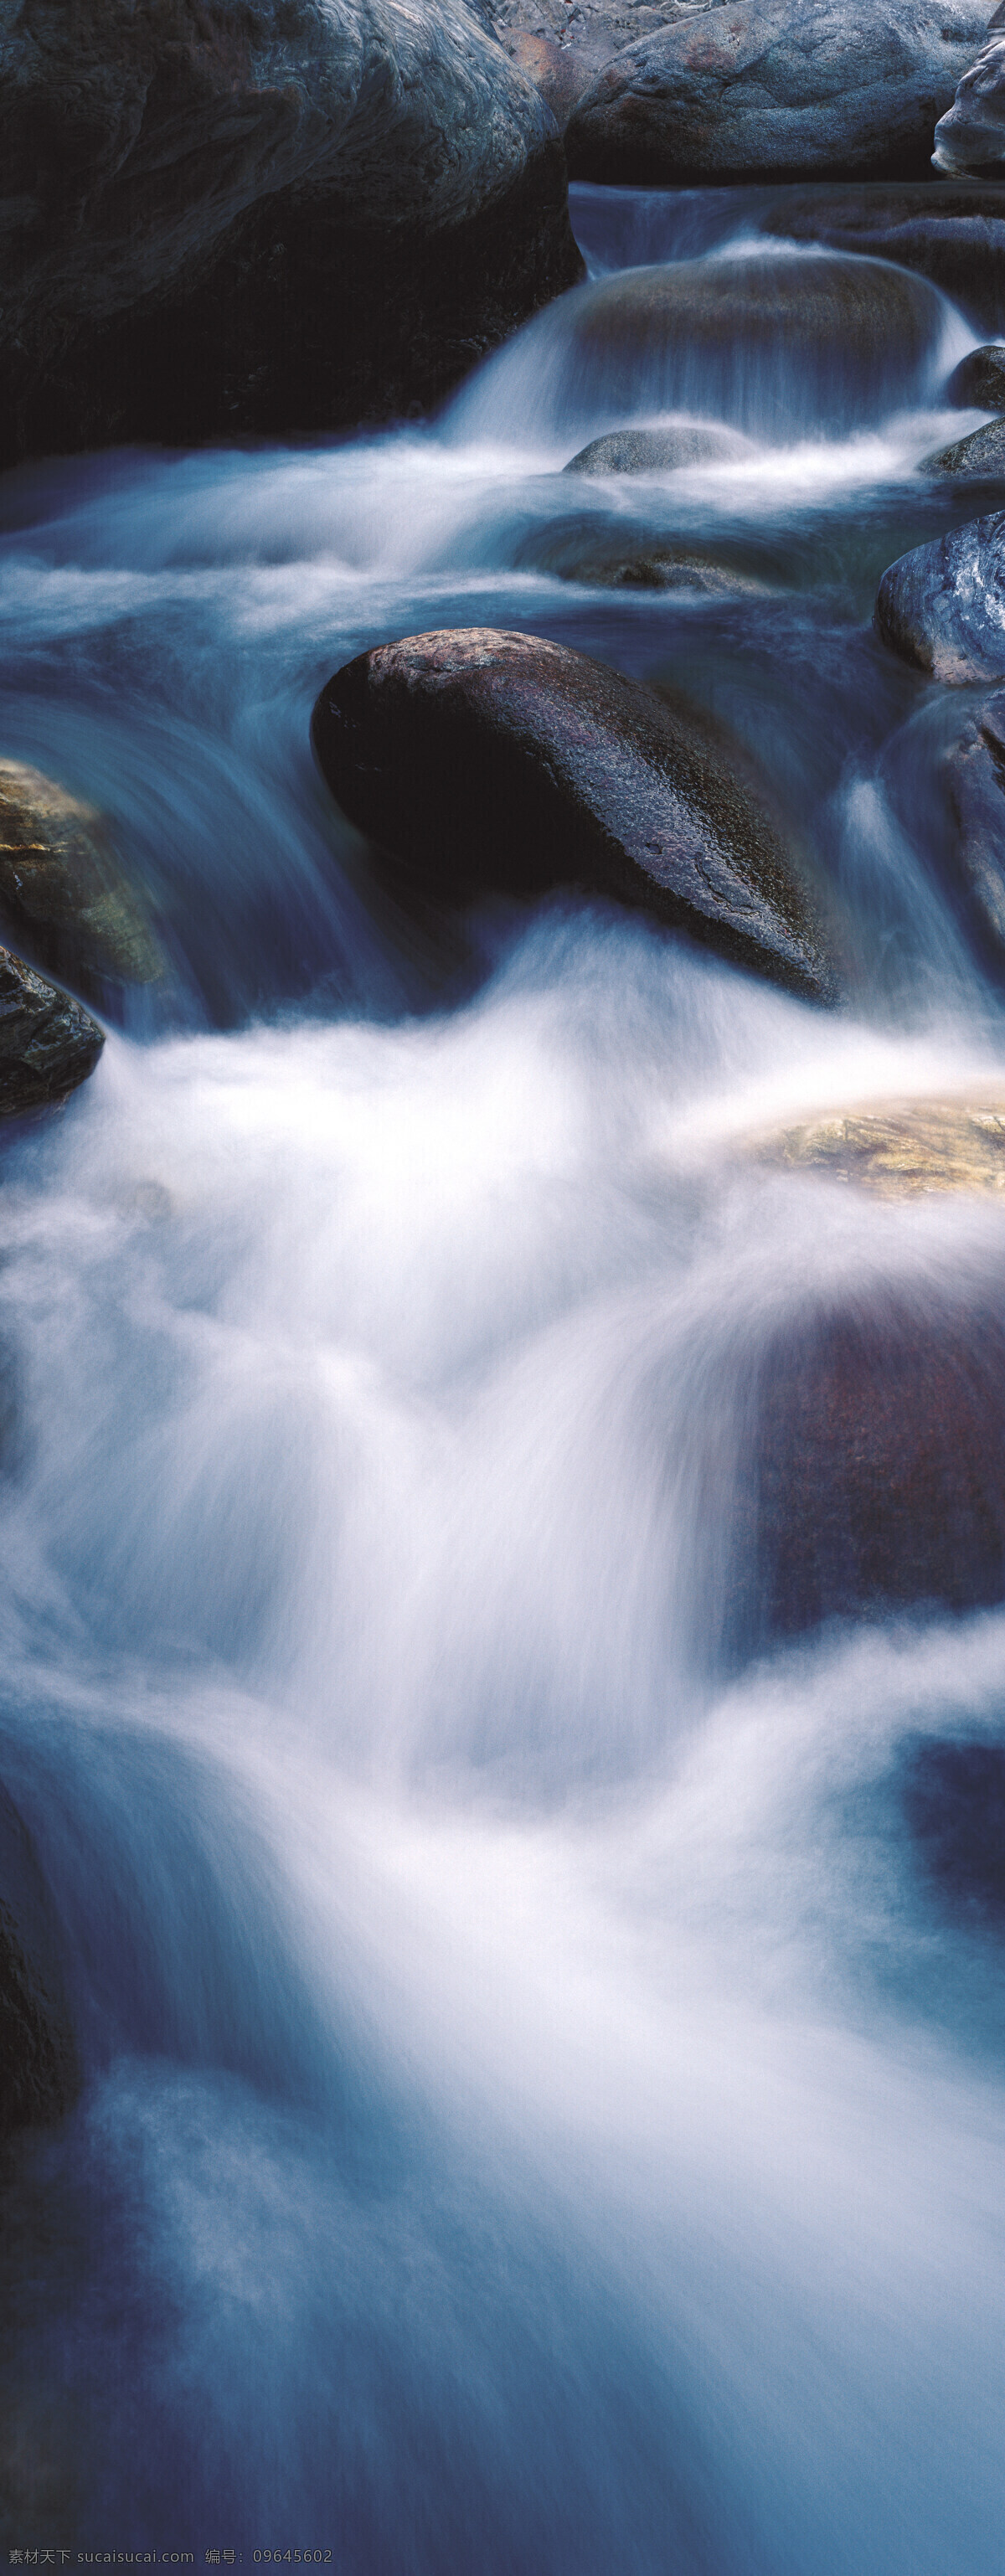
<box><xmin>0</xmin><ymin>762</ymin><xmax>162</xmax><ymax>1004</ymax></box>
<box><xmin>312</xmin><ymin>628</ymin><xmax>834</xmax><ymax>998</ymax></box>
<box><xmin>750</xmin><ymin>1093</ymin><xmax>1005</xmax><ymax>1195</ymax></box>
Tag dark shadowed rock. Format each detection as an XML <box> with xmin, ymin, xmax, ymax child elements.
<box><xmin>0</xmin><ymin>1782</ymin><xmax>80</xmax><ymax>2139</ymax></box>
<box><xmin>921</xmin><ymin>417</ymin><xmax>1005</xmax><ymax>477</ymax></box>
<box><xmin>519</xmin><ymin>517</ymin><xmax>775</xmax><ymax>590</ymax></box>
<box><xmin>875</xmin><ymin>513</ymin><xmax>1005</xmax><ymax>682</ymax></box>
<box><xmin>312</xmin><ymin>628</ymin><xmax>834</xmax><ymax>998</ymax></box>
<box><xmin>935</xmin><ymin>33</ymin><xmax>1005</xmax><ymax>175</ymax></box>
<box><xmin>946</xmin><ymin>343</ymin><xmax>1005</xmax><ymax>407</ymax></box>
<box><xmin>564</xmin><ymin>0</ymin><xmax>989</xmax><ymax>186</ymax></box>
<box><xmin>0</xmin><ymin>762</ymin><xmax>162</xmax><ymax>1006</ymax></box>
<box><xmin>944</xmin><ymin>687</ymin><xmax>1005</xmax><ymax>960</ymax></box>
<box><xmin>734</xmin><ymin>1293</ymin><xmax>1005</xmax><ymax>1642</ymax></box>
<box><xmin>761</xmin><ymin>183</ymin><xmax>1005</xmax><ymax>337</ymax></box>
<box><xmin>0</xmin><ymin>951</ymin><xmax>104</xmax><ymax>1115</ymax></box>
<box><xmin>564</xmin><ymin>422</ymin><xmax>754</xmax><ymax>473</ymax></box>
<box><xmin>0</xmin><ymin>0</ymin><xmax>583</xmax><ymax>465</ymax></box>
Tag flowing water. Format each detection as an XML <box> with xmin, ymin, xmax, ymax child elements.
<box><xmin>2</xmin><ymin>187</ymin><xmax>1005</xmax><ymax>2568</ymax></box>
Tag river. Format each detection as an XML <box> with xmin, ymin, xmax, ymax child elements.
<box><xmin>1</xmin><ymin>183</ymin><xmax>1004</xmax><ymax>2568</ymax></box>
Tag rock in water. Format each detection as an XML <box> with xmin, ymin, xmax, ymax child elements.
<box><xmin>875</xmin><ymin>513</ymin><xmax>1005</xmax><ymax>683</ymax></box>
<box><xmin>945</xmin><ymin>689</ymin><xmax>1005</xmax><ymax>960</ymax></box>
<box><xmin>760</xmin><ymin>183</ymin><xmax>1005</xmax><ymax>337</ymax></box>
<box><xmin>0</xmin><ymin>0</ymin><xmax>583</xmax><ymax>465</ymax></box>
<box><xmin>563</xmin><ymin>423</ymin><xmax>754</xmax><ymax>473</ymax></box>
<box><xmin>0</xmin><ymin>762</ymin><xmax>162</xmax><ymax>1004</ymax></box>
<box><xmin>312</xmin><ymin>629</ymin><xmax>834</xmax><ymax>999</ymax></box>
<box><xmin>0</xmin><ymin>1782</ymin><xmax>80</xmax><ymax>2139</ymax></box>
<box><xmin>935</xmin><ymin>32</ymin><xmax>1005</xmax><ymax>174</ymax></box>
<box><xmin>921</xmin><ymin>418</ymin><xmax>1005</xmax><ymax>477</ymax></box>
<box><xmin>564</xmin><ymin>0</ymin><xmax>989</xmax><ymax>186</ymax></box>
<box><xmin>0</xmin><ymin>951</ymin><xmax>104</xmax><ymax>1115</ymax></box>
<box><xmin>946</xmin><ymin>343</ymin><xmax>1005</xmax><ymax>407</ymax></box>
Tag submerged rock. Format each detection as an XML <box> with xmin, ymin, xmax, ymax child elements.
<box><xmin>750</xmin><ymin>1093</ymin><xmax>1005</xmax><ymax>1195</ymax></box>
<box><xmin>945</xmin><ymin>688</ymin><xmax>1005</xmax><ymax>961</ymax></box>
<box><xmin>760</xmin><ymin>183</ymin><xmax>1005</xmax><ymax>336</ymax></box>
<box><xmin>0</xmin><ymin>761</ymin><xmax>162</xmax><ymax>1004</ymax></box>
<box><xmin>564</xmin><ymin>0</ymin><xmax>988</xmax><ymax>186</ymax></box>
<box><xmin>0</xmin><ymin>951</ymin><xmax>104</xmax><ymax>1116</ymax></box>
<box><xmin>875</xmin><ymin>513</ymin><xmax>1005</xmax><ymax>683</ymax></box>
<box><xmin>564</xmin><ymin>423</ymin><xmax>753</xmax><ymax>473</ymax></box>
<box><xmin>946</xmin><ymin>343</ymin><xmax>1005</xmax><ymax>408</ymax></box>
<box><xmin>312</xmin><ymin>628</ymin><xmax>834</xmax><ymax>999</ymax></box>
<box><xmin>0</xmin><ymin>0</ymin><xmax>583</xmax><ymax>465</ymax></box>
<box><xmin>921</xmin><ymin>418</ymin><xmax>1005</xmax><ymax>478</ymax></box>
<box><xmin>736</xmin><ymin>1291</ymin><xmax>1005</xmax><ymax>1639</ymax></box>
<box><xmin>522</xmin><ymin>519</ymin><xmax>774</xmax><ymax>590</ymax></box>
<box><xmin>935</xmin><ymin>32</ymin><xmax>1005</xmax><ymax>175</ymax></box>
<box><xmin>0</xmin><ymin>1782</ymin><xmax>80</xmax><ymax>2139</ymax></box>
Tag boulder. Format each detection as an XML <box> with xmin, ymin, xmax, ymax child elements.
<box><xmin>564</xmin><ymin>0</ymin><xmax>990</xmax><ymax>187</ymax></box>
<box><xmin>875</xmin><ymin>513</ymin><xmax>1005</xmax><ymax>683</ymax></box>
<box><xmin>760</xmin><ymin>183</ymin><xmax>1005</xmax><ymax>337</ymax></box>
<box><xmin>563</xmin><ymin>422</ymin><xmax>755</xmax><ymax>472</ymax></box>
<box><xmin>312</xmin><ymin>628</ymin><xmax>834</xmax><ymax>998</ymax></box>
<box><xmin>0</xmin><ymin>0</ymin><xmax>583</xmax><ymax>466</ymax></box>
<box><xmin>935</xmin><ymin>32</ymin><xmax>1005</xmax><ymax>174</ymax></box>
<box><xmin>944</xmin><ymin>688</ymin><xmax>1005</xmax><ymax>961</ymax></box>
<box><xmin>0</xmin><ymin>951</ymin><xmax>104</xmax><ymax>1116</ymax></box>
<box><xmin>0</xmin><ymin>1782</ymin><xmax>80</xmax><ymax>2139</ymax></box>
<box><xmin>946</xmin><ymin>342</ymin><xmax>1005</xmax><ymax>406</ymax></box>
<box><xmin>519</xmin><ymin>518</ymin><xmax>775</xmax><ymax>589</ymax></box>
<box><xmin>733</xmin><ymin>1292</ymin><xmax>1005</xmax><ymax>1642</ymax></box>
<box><xmin>750</xmin><ymin>1092</ymin><xmax>1005</xmax><ymax>1194</ymax></box>
<box><xmin>921</xmin><ymin>417</ymin><xmax>1005</xmax><ymax>475</ymax></box>
<box><xmin>482</xmin><ymin>0</ymin><xmax>728</xmax><ymax>127</ymax></box>
<box><xmin>0</xmin><ymin>763</ymin><xmax>162</xmax><ymax>1006</ymax></box>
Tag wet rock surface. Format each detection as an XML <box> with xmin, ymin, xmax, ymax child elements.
<box><xmin>312</xmin><ymin>628</ymin><xmax>833</xmax><ymax>999</ymax></box>
<box><xmin>760</xmin><ymin>183</ymin><xmax>1005</xmax><ymax>336</ymax></box>
<box><xmin>875</xmin><ymin>513</ymin><xmax>1005</xmax><ymax>683</ymax></box>
<box><xmin>734</xmin><ymin>1293</ymin><xmax>1005</xmax><ymax>1641</ymax></box>
<box><xmin>935</xmin><ymin>32</ymin><xmax>1005</xmax><ymax>176</ymax></box>
<box><xmin>921</xmin><ymin>418</ymin><xmax>1005</xmax><ymax>477</ymax></box>
<box><xmin>750</xmin><ymin>1092</ymin><xmax>1005</xmax><ymax>1195</ymax></box>
<box><xmin>945</xmin><ymin>688</ymin><xmax>1005</xmax><ymax>961</ymax></box>
<box><xmin>564</xmin><ymin>0</ymin><xmax>988</xmax><ymax>187</ymax></box>
<box><xmin>0</xmin><ymin>0</ymin><xmax>583</xmax><ymax>463</ymax></box>
<box><xmin>0</xmin><ymin>951</ymin><xmax>104</xmax><ymax>1115</ymax></box>
<box><xmin>520</xmin><ymin>518</ymin><xmax>775</xmax><ymax>590</ymax></box>
<box><xmin>563</xmin><ymin>423</ymin><xmax>754</xmax><ymax>473</ymax></box>
<box><xmin>946</xmin><ymin>343</ymin><xmax>1005</xmax><ymax>408</ymax></box>
<box><xmin>0</xmin><ymin>762</ymin><xmax>162</xmax><ymax>1007</ymax></box>
<box><xmin>0</xmin><ymin>1782</ymin><xmax>80</xmax><ymax>2140</ymax></box>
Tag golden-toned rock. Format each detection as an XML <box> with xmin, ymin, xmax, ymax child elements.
<box><xmin>752</xmin><ymin>1095</ymin><xmax>1005</xmax><ymax>1197</ymax></box>
<box><xmin>0</xmin><ymin>760</ymin><xmax>162</xmax><ymax>1002</ymax></box>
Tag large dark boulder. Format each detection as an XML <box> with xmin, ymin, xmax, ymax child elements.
<box><xmin>875</xmin><ymin>512</ymin><xmax>1005</xmax><ymax>683</ymax></box>
<box><xmin>935</xmin><ymin>32</ymin><xmax>1005</xmax><ymax>174</ymax></box>
<box><xmin>946</xmin><ymin>342</ymin><xmax>1005</xmax><ymax>405</ymax></box>
<box><xmin>0</xmin><ymin>0</ymin><xmax>583</xmax><ymax>465</ymax></box>
<box><xmin>564</xmin><ymin>0</ymin><xmax>989</xmax><ymax>187</ymax></box>
<box><xmin>0</xmin><ymin>950</ymin><xmax>104</xmax><ymax>1115</ymax></box>
<box><xmin>760</xmin><ymin>183</ymin><xmax>1005</xmax><ymax>337</ymax></box>
<box><xmin>921</xmin><ymin>417</ymin><xmax>1005</xmax><ymax>476</ymax></box>
<box><xmin>312</xmin><ymin>628</ymin><xmax>834</xmax><ymax>998</ymax></box>
<box><xmin>0</xmin><ymin>762</ymin><xmax>162</xmax><ymax>1007</ymax></box>
<box><xmin>0</xmin><ymin>1782</ymin><xmax>80</xmax><ymax>2139</ymax></box>
<box><xmin>733</xmin><ymin>1291</ymin><xmax>1005</xmax><ymax>1644</ymax></box>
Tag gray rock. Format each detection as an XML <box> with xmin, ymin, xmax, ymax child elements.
<box><xmin>760</xmin><ymin>183</ymin><xmax>1005</xmax><ymax>337</ymax></box>
<box><xmin>312</xmin><ymin>627</ymin><xmax>835</xmax><ymax>1000</ymax></box>
<box><xmin>935</xmin><ymin>32</ymin><xmax>1005</xmax><ymax>173</ymax></box>
<box><xmin>0</xmin><ymin>950</ymin><xmax>104</xmax><ymax>1116</ymax></box>
<box><xmin>0</xmin><ymin>761</ymin><xmax>162</xmax><ymax>1006</ymax></box>
<box><xmin>875</xmin><ymin>512</ymin><xmax>1005</xmax><ymax>683</ymax></box>
<box><xmin>564</xmin><ymin>422</ymin><xmax>754</xmax><ymax>472</ymax></box>
<box><xmin>565</xmin><ymin>0</ymin><xmax>990</xmax><ymax>185</ymax></box>
<box><xmin>0</xmin><ymin>0</ymin><xmax>583</xmax><ymax>465</ymax></box>
<box><xmin>0</xmin><ymin>1781</ymin><xmax>80</xmax><ymax>2139</ymax></box>
<box><xmin>944</xmin><ymin>687</ymin><xmax>1005</xmax><ymax>957</ymax></box>
<box><xmin>921</xmin><ymin>416</ymin><xmax>1005</xmax><ymax>475</ymax></box>
<box><xmin>482</xmin><ymin>0</ymin><xmax>727</xmax><ymax>126</ymax></box>
<box><xmin>947</xmin><ymin>343</ymin><xmax>1005</xmax><ymax>405</ymax></box>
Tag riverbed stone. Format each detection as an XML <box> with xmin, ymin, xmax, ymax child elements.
<box><xmin>564</xmin><ymin>423</ymin><xmax>754</xmax><ymax>473</ymax></box>
<box><xmin>0</xmin><ymin>763</ymin><xmax>162</xmax><ymax>1006</ymax></box>
<box><xmin>944</xmin><ymin>688</ymin><xmax>1005</xmax><ymax>961</ymax></box>
<box><xmin>760</xmin><ymin>183</ymin><xmax>1005</xmax><ymax>337</ymax></box>
<box><xmin>0</xmin><ymin>1782</ymin><xmax>80</xmax><ymax>2140</ymax></box>
<box><xmin>921</xmin><ymin>418</ymin><xmax>1005</xmax><ymax>477</ymax></box>
<box><xmin>564</xmin><ymin>0</ymin><xmax>989</xmax><ymax>187</ymax></box>
<box><xmin>0</xmin><ymin>951</ymin><xmax>104</xmax><ymax>1116</ymax></box>
<box><xmin>750</xmin><ymin>1092</ymin><xmax>1005</xmax><ymax>1194</ymax></box>
<box><xmin>935</xmin><ymin>33</ymin><xmax>1005</xmax><ymax>175</ymax></box>
<box><xmin>521</xmin><ymin>518</ymin><xmax>774</xmax><ymax>589</ymax></box>
<box><xmin>312</xmin><ymin>628</ymin><xmax>834</xmax><ymax>999</ymax></box>
<box><xmin>946</xmin><ymin>344</ymin><xmax>1005</xmax><ymax>407</ymax></box>
<box><xmin>875</xmin><ymin>513</ymin><xmax>1005</xmax><ymax>683</ymax></box>
<box><xmin>0</xmin><ymin>0</ymin><xmax>583</xmax><ymax>465</ymax></box>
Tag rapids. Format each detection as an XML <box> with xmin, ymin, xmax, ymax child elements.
<box><xmin>1</xmin><ymin>186</ymin><xmax>1005</xmax><ymax>2568</ymax></box>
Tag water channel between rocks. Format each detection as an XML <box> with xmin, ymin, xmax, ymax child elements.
<box><xmin>3</xmin><ymin>183</ymin><xmax>1005</xmax><ymax>2567</ymax></box>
